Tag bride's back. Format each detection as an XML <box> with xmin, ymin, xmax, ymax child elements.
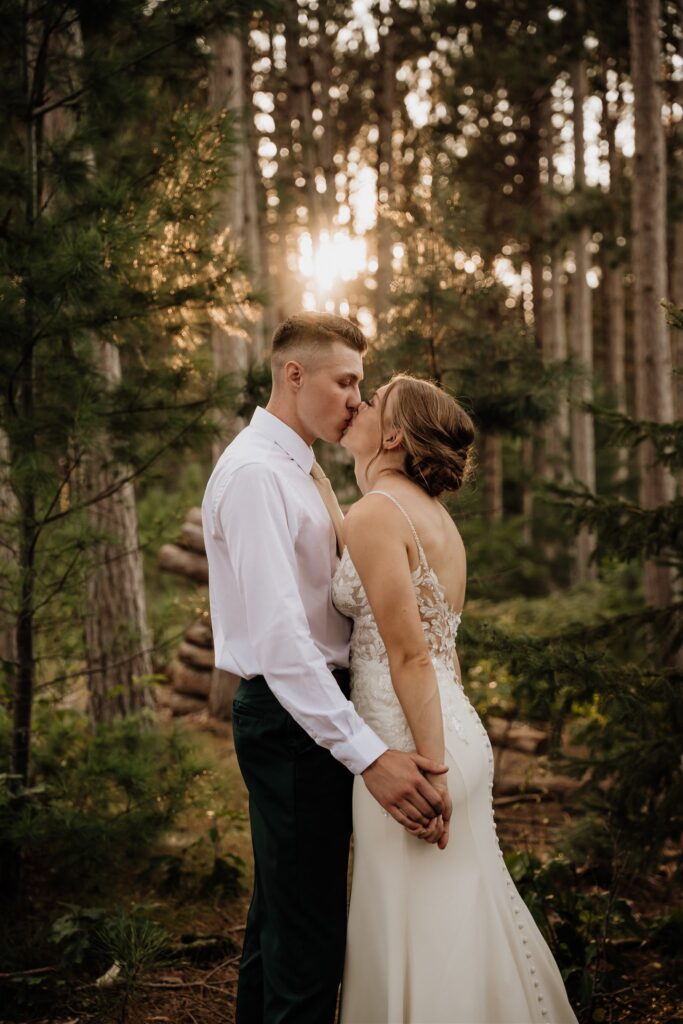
<box><xmin>369</xmin><ymin>479</ymin><xmax>466</xmax><ymax>614</ymax></box>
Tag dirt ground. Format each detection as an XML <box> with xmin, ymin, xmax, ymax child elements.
<box><xmin>26</xmin><ymin>715</ymin><xmax>682</xmax><ymax>1024</ymax></box>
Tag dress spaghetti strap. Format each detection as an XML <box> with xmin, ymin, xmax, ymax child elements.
<box><xmin>366</xmin><ymin>489</ymin><xmax>428</xmax><ymax>565</ymax></box>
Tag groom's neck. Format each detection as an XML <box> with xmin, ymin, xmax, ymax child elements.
<box><xmin>265</xmin><ymin>396</ymin><xmax>315</xmax><ymax>446</ymax></box>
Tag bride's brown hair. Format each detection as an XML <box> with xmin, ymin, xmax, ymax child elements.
<box><xmin>374</xmin><ymin>375</ymin><xmax>475</xmax><ymax>497</ymax></box>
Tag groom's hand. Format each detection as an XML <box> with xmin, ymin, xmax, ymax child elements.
<box><xmin>361</xmin><ymin>750</ymin><xmax>448</xmax><ymax>829</ymax></box>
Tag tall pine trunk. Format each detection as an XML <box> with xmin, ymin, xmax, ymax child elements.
<box><xmin>375</xmin><ymin>29</ymin><xmax>396</xmax><ymax>329</ymax></box>
<box><xmin>285</xmin><ymin>18</ymin><xmax>323</xmax><ymax>245</ymax></box>
<box><xmin>10</xmin><ymin>8</ymin><xmax>54</xmax><ymax>783</ymax></box>
<box><xmin>542</xmin><ymin>90</ymin><xmax>569</xmax><ymax>482</ymax></box>
<box><xmin>311</xmin><ymin>16</ymin><xmax>338</xmax><ymax>229</ymax></box>
<box><xmin>44</xmin><ymin>17</ymin><xmax>156</xmax><ymax>723</ymax></box>
<box><xmin>569</xmin><ymin>60</ymin><xmax>597</xmax><ymax>583</ymax></box>
<box><xmin>601</xmin><ymin>74</ymin><xmax>628</xmax><ymax>483</ymax></box>
<box><xmin>628</xmin><ymin>0</ymin><xmax>676</xmax><ymax>606</ymax></box>
<box><xmin>207</xmin><ymin>32</ymin><xmax>255</xmax><ymax>718</ymax></box>
<box><xmin>84</xmin><ymin>345</ymin><xmax>154</xmax><ymax>724</ymax></box>
<box><xmin>209</xmin><ymin>32</ymin><xmax>250</xmax><ymax>463</ymax></box>
<box><xmin>0</xmin><ymin>431</ymin><xmax>17</xmax><ymax>682</ymax></box>
<box><xmin>670</xmin><ymin>41</ymin><xmax>683</xmax><ymax>430</ymax></box>
<box><xmin>481</xmin><ymin>434</ymin><xmax>503</xmax><ymax>522</ymax></box>
<box><xmin>241</xmin><ymin>33</ymin><xmax>267</xmax><ymax>363</ymax></box>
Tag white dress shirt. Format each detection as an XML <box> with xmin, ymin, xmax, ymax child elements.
<box><xmin>201</xmin><ymin>407</ymin><xmax>388</xmax><ymax>775</ymax></box>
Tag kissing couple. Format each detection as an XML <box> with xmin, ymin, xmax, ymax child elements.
<box><xmin>202</xmin><ymin>312</ymin><xmax>578</xmax><ymax>1023</ymax></box>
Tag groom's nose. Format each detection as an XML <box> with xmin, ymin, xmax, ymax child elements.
<box><xmin>348</xmin><ymin>384</ymin><xmax>362</xmax><ymax>409</ymax></box>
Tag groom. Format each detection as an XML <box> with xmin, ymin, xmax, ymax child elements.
<box><xmin>202</xmin><ymin>312</ymin><xmax>447</xmax><ymax>1024</ymax></box>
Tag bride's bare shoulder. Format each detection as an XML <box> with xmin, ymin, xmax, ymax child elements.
<box><xmin>343</xmin><ymin>491</ymin><xmax>415</xmax><ymax>551</ymax></box>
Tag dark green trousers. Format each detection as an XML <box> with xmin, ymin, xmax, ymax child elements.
<box><xmin>232</xmin><ymin>674</ymin><xmax>353</xmax><ymax>1024</ymax></box>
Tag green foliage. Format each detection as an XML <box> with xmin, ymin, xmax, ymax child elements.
<box><xmin>545</xmin><ymin>409</ymin><xmax>683</xmax><ymax>577</ymax></box>
<box><xmin>0</xmin><ymin>707</ymin><xmax>204</xmax><ymax>887</ymax></box>
<box><xmin>0</xmin><ymin>0</ymin><xmax>254</xmax><ymax>774</ymax></box>
<box><xmin>237</xmin><ymin>360</ymin><xmax>273</xmax><ymax>421</ymax></box>
<box><xmin>50</xmin><ymin>905</ymin><xmax>110</xmax><ymax>969</ymax></box>
<box><xmin>96</xmin><ymin>912</ymin><xmax>171</xmax><ymax>984</ymax></box>
<box><xmin>505</xmin><ymin>849</ymin><xmax>645</xmax><ymax>1018</ymax></box>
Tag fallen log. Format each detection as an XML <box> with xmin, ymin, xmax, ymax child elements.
<box><xmin>180</xmin><ymin>521</ymin><xmax>207</xmax><ymax>555</ymax></box>
<box><xmin>159</xmin><ymin>543</ymin><xmax>208</xmax><ymax>584</ymax></box>
<box><xmin>178</xmin><ymin>640</ymin><xmax>215</xmax><ymax>670</ymax></box>
<box><xmin>186</xmin><ymin>506</ymin><xmax>203</xmax><ymax>527</ymax></box>
<box><xmin>487</xmin><ymin>717</ymin><xmax>549</xmax><ymax>755</ymax></box>
<box><xmin>493</xmin><ymin>773</ymin><xmax>581</xmax><ymax>800</ymax></box>
<box><xmin>156</xmin><ymin>686</ymin><xmax>207</xmax><ymax>717</ymax></box>
<box><xmin>185</xmin><ymin>618</ymin><xmax>213</xmax><ymax>648</ymax></box>
<box><xmin>168</xmin><ymin>659</ymin><xmax>212</xmax><ymax>698</ymax></box>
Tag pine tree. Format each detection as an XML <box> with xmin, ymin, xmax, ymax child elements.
<box><xmin>0</xmin><ymin>0</ymin><xmax>253</xmax><ymax>783</ymax></box>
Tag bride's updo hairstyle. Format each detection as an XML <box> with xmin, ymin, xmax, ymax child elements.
<box><xmin>377</xmin><ymin>375</ymin><xmax>475</xmax><ymax>497</ymax></box>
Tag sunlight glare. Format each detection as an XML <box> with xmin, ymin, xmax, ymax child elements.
<box><xmin>297</xmin><ymin>230</ymin><xmax>369</xmax><ymax>305</ymax></box>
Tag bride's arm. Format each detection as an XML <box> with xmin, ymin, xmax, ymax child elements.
<box><xmin>345</xmin><ymin>497</ymin><xmax>452</xmax><ymax>846</ymax></box>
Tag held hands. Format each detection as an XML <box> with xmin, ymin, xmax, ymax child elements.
<box><xmin>405</xmin><ymin>778</ymin><xmax>452</xmax><ymax>850</ymax></box>
<box><xmin>361</xmin><ymin>749</ymin><xmax>448</xmax><ymax>831</ymax></box>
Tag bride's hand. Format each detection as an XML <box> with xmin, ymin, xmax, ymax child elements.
<box><xmin>410</xmin><ymin>813</ymin><xmax>444</xmax><ymax>845</ymax></box>
<box><xmin>423</xmin><ymin>778</ymin><xmax>452</xmax><ymax>850</ymax></box>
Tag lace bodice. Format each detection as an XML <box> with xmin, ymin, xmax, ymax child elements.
<box><xmin>332</xmin><ymin>490</ymin><xmax>467</xmax><ymax>751</ymax></box>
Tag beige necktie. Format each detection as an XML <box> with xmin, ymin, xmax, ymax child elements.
<box><xmin>310</xmin><ymin>461</ymin><xmax>345</xmax><ymax>556</ymax></box>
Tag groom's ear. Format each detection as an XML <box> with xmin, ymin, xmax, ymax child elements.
<box><xmin>283</xmin><ymin>359</ymin><xmax>304</xmax><ymax>390</ymax></box>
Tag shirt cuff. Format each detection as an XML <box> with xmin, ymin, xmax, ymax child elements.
<box><xmin>331</xmin><ymin>722</ymin><xmax>389</xmax><ymax>775</ymax></box>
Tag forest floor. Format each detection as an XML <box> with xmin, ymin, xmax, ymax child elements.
<box><xmin>18</xmin><ymin>714</ymin><xmax>682</xmax><ymax>1024</ymax></box>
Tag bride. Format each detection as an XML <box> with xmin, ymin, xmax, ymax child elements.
<box><xmin>332</xmin><ymin>374</ymin><xmax>578</xmax><ymax>1024</ymax></box>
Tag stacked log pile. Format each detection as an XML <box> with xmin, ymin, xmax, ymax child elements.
<box><xmin>157</xmin><ymin>507</ymin><xmax>239</xmax><ymax>720</ymax></box>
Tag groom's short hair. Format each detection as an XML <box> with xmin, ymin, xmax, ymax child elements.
<box><xmin>271</xmin><ymin>312</ymin><xmax>368</xmax><ymax>370</ymax></box>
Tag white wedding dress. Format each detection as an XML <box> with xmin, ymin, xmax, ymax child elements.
<box><xmin>332</xmin><ymin>491</ymin><xmax>578</xmax><ymax>1024</ymax></box>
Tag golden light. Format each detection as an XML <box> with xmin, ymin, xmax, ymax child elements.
<box><xmin>297</xmin><ymin>229</ymin><xmax>369</xmax><ymax>306</ymax></box>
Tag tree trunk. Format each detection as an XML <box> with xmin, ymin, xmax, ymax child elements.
<box><xmin>569</xmin><ymin>61</ymin><xmax>597</xmax><ymax>583</ymax></box>
<box><xmin>547</xmin><ymin>255</ymin><xmax>570</xmax><ymax>480</ymax></box>
<box><xmin>520</xmin><ymin>437</ymin><xmax>533</xmax><ymax>546</ymax></box>
<box><xmin>541</xmin><ymin>69</ymin><xmax>570</xmax><ymax>487</ymax></box>
<box><xmin>628</xmin><ymin>0</ymin><xmax>676</xmax><ymax>607</ymax></box>
<box><xmin>672</xmin><ymin>222</ymin><xmax>683</xmax><ymax>425</ymax></box>
<box><xmin>241</xmin><ymin>31</ymin><xmax>267</xmax><ymax>364</ymax></box>
<box><xmin>311</xmin><ymin>15</ymin><xmax>337</xmax><ymax>228</ymax></box>
<box><xmin>207</xmin><ymin>33</ymin><xmax>255</xmax><ymax>715</ymax></box>
<box><xmin>670</xmin><ymin>41</ymin><xmax>683</xmax><ymax>430</ymax></box>
<box><xmin>41</xmin><ymin>16</ymin><xmax>156</xmax><ymax>724</ymax></box>
<box><xmin>601</xmin><ymin>74</ymin><xmax>628</xmax><ymax>484</ymax></box>
<box><xmin>10</xmin><ymin>6</ymin><xmax>47</xmax><ymax>784</ymax></box>
<box><xmin>0</xmin><ymin>431</ymin><xmax>17</xmax><ymax>677</ymax></box>
<box><xmin>84</xmin><ymin>343</ymin><xmax>155</xmax><ymax>724</ymax></box>
<box><xmin>375</xmin><ymin>28</ymin><xmax>396</xmax><ymax>329</ymax></box>
<box><xmin>285</xmin><ymin>18</ymin><xmax>323</xmax><ymax>245</ymax></box>
<box><xmin>209</xmin><ymin>33</ymin><xmax>250</xmax><ymax>463</ymax></box>
<box><xmin>480</xmin><ymin>433</ymin><xmax>503</xmax><ymax>522</ymax></box>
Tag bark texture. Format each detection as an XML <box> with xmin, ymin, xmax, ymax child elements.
<box><xmin>628</xmin><ymin>0</ymin><xmax>676</xmax><ymax>606</ymax></box>
<box><xmin>601</xmin><ymin>79</ymin><xmax>628</xmax><ymax>483</ymax></box>
<box><xmin>209</xmin><ymin>32</ymin><xmax>251</xmax><ymax>463</ymax></box>
<box><xmin>480</xmin><ymin>433</ymin><xmax>503</xmax><ymax>523</ymax></box>
<box><xmin>0</xmin><ymin>431</ymin><xmax>17</xmax><ymax>673</ymax></box>
<box><xmin>207</xmin><ymin>33</ymin><xmax>258</xmax><ymax>713</ymax></box>
<box><xmin>569</xmin><ymin>61</ymin><xmax>597</xmax><ymax>582</ymax></box>
<box><xmin>375</xmin><ymin>28</ymin><xmax>396</xmax><ymax>328</ymax></box>
<box><xmin>85</xmin><ymin>344</ymin><xmax>154</xmax><ymax>724</ymax></box>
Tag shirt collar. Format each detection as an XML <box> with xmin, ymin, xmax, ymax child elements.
<box><xmin>250</xmin><ymin>407</ymin><xmax>315</xmax><ymax>474</ymax></box>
